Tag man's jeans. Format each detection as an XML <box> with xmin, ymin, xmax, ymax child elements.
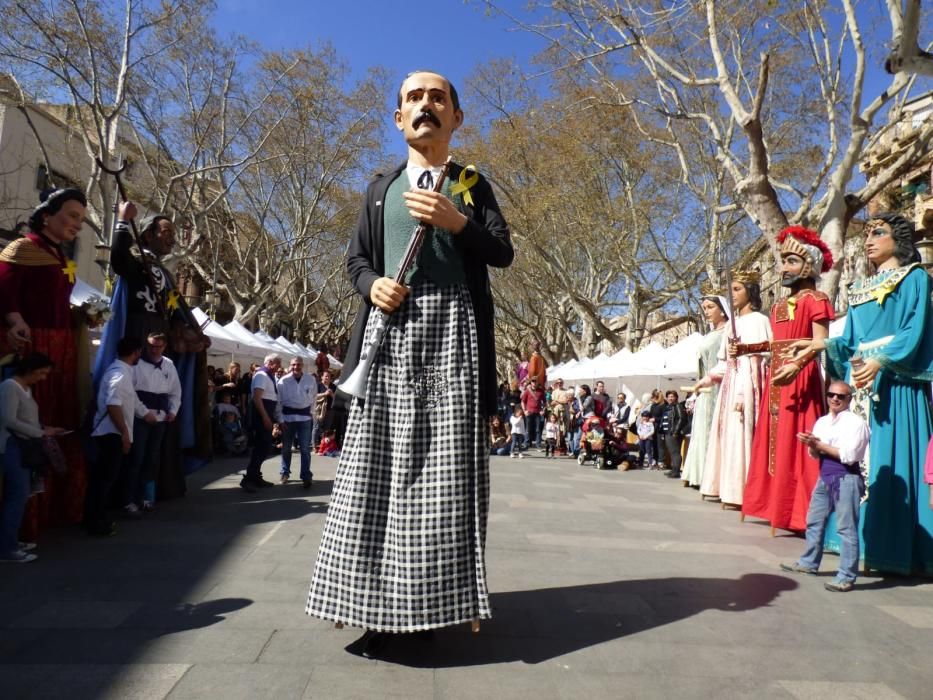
<box><xmin>525</xmin><ymin>412</ymin><xmax>543</xmax><ymax>447</ymax></box>
<box><xmin>280</xmin><ymin>419</ymin><xmax>312</xmax><ymax>481</ymax></box>
<box><xmin>127</xmin><ymin>420</ymin><xmax>167</xmax><ymax>505</ymax></box>
<box><xmin>1</xmin><ymin>439</ymin><xmax>30</xmax><ymax>557</ymax></box>
<box><xmin>797</xmin><ymin>475</ymin><xmax>862</xmax><ymax>583</ymax></box>
<box><xmin>567</xmin><ymin>429</ymin><xmax>581</xmax><ymax>456</ymax></box>
<box><xmin>662</xmin><ymin>433</ymin><xmax>682</xmax><ymax>474</ymax></box>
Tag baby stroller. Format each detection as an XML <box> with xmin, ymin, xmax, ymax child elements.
<box><xmin>577</xmin><ymin>415</ymin><xmax>609</xmax><ymax>469</ymax></box>
<box><xmin>216</xmin><ymin>406</ymin><xmax>248</xmax><ymax>455</ymax></box>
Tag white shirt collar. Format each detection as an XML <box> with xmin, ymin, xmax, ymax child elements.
<box><xmin>405</xmin><ymin>163</ymin><xmax>443</xmax><ymax>189</ymax></box>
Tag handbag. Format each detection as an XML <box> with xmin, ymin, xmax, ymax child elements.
<box><xmin>14</xmin><ymin>434</ymin><xmax>49</xmax><ymax>472</ymax></box>
<box><xmin>314</xmin><ymin>394</ymin><xmax>328</xmax><ymax>421</ymax></box>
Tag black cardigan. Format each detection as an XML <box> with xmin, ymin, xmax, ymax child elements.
<box><xmin>341</xmin><ymin>161</ymin><xmax>513</xmax><ymax>417</ymax></box>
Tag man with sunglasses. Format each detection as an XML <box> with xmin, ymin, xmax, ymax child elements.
<box><xmin>781</xmin><ymin>381</ymin><xmax>870</xmax><ymax>592</ymax></box>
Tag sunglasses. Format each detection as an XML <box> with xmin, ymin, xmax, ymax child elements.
<box><xmin>826</xmin><ymin>391</ymin><xmax>851</xmax><ymax>400</ymax></box>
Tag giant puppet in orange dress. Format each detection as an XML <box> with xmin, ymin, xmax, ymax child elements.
<box><xmin>738</xmin><ymin>226</ymin><xmax>834</xmax><ymax>533</ymax></box>
<box><xmin>0</xmin><ymin>189</ymin><xmax>90</xmax><ymax>537</ymax></box>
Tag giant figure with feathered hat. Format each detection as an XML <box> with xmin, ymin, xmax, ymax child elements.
<box><xmin>735</xmin><ymin>226</ymin><xmax>835</xmax><ymax>534</ymax></box>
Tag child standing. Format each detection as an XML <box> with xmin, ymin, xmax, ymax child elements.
<box><xmin>636</xmin><ymin>410</ymin><xmax>656</xmax><ymax>468</ymax></box>
<box><xmin>543</xmin><ymin>412</ymin><xmax>560</xmax><ymax>459</ymax></box>
<box><xmin>510</xmin><ymin>406</ymin><xmax>526</xmax><ymax>459</ymax></box>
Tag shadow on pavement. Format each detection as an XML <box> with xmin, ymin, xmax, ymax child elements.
<box><xmin>375</xmin><ymin>573</ymin><xmax>798</xmax><ymax>667</ymax></box>
<box><xmin>0</xmin><ymin>458</ymin><xmax>327</xmax><ymax>674</ymax></box>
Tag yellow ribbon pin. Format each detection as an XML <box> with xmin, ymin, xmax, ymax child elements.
<box><xmin>871</xmin><ymin>281</ymin><xmax>895</xmax><ymax>306</ymax></box>
<box><xmin>62</xmin><ymin>259</ymin><xmax>77</xmax><ymax>284</ymax></box>
<box><xmin>786</xmin><ymin>296</ymin><xmax>796</xmax><ymax>321</ymax></box>
<box><xmin>450</xmin><ymin>165</ymin><xmax>479</xmax><ymax>207</ymax></box>
<box><xmin>167</xmin><ymin>290</ymin><xmax>180</xmax><ymax>310</ymax></box>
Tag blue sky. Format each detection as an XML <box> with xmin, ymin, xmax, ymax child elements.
<box><xmin>211</xmin><ymin>2</ymin><xmax>923</xmax><ymax>127</ymax></box>
<box><xmin>212</xmin><ymin>1</ymin><xmax>547</xmax><ymax>121</ymax></box>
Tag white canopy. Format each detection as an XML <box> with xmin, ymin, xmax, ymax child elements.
<box><xmin>70</xmin><ymin>277</ymin><xmax>108</xmax><ymax>306</ymax></box>
<box><xmin>223</xmin><ymin>321</ymin><xmax>284</xmax><ymax>357</ymax></box>
<box><xmin>275</xmin><ymin>335</ymin><xmax>317</xmax><ymax>362</ymax></box>
<box><xmin>661</xmin><ymin>333</ymin><xmax>705</xmax><ymax>375</ymax></box>
<box><xmin>254</xmin><ymin>330</ymin><xmax>300</xmax><ymax>357</ymax></box>
<box><xmin>544</xmin><ymin>335</ymin><xmax>703</xmax><ymax>401</ymax></box>
<box><xmin>190</xmin><ymin>308</ymin><xmax>269</xmax><ymax>364</ymax></box>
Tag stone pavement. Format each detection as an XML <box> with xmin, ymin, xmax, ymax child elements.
<box><xmin>1</xmin><ymin>451</ymin><xmax>931</xmax><ymax>699</ymax></box>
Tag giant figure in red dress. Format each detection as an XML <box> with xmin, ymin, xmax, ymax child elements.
<box><xmin>738</xmin><ymin>227</ymin><xmax>835</xmax><ymax>533</ymax></box>
<box><xmin>0</xmin><ymin>189</ymin><xmax>89</xmax><ymax>536</ymax></box>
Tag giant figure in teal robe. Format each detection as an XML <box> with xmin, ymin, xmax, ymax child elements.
<box><xmin>824</xmin><ymin>263</ymin><xmax>933</xmax><ymax>575</ymax></box>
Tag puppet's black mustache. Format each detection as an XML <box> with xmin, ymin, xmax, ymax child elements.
<box><xmin>413</xmin><ymin>111</ymin><xmax>441</xmax><ymax>128</ymax></box>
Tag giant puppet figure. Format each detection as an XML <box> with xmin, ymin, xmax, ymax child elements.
<box><xmin>681</xmin><ymin>286</ymin><xmax>730</xmax><ymax>489</ymax></box>
<box><xmin>305</xmin><ymin>70</ymin><xmax>513</xmax><ymax>656</ymax></box>
<box><xmin>739</xmin><ymin>227</ymin><xmax>834</xmax><ymax>534</ymax></box>
<box><xmin>791</xmin><ymin>213</ymin><xmax>933</xmax><ymax>576</ymax></box>
<box><xmin>700</xmin><ymin>271</ymin><xmax>771</xmax><ymax>507</ymax></box>
<box><xmin>0</xmin><ymin>189</ymin><xmax>89</xmax><ymax>535</ymax></box>
<box><xmin>93</xmin><ymin>200</ymin><xmax>211</xmax><ymax>500</ymax></box>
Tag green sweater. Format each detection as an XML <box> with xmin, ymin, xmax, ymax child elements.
<box><xmin>382</xmin><ymin>173</ymin><xmax>465</xmax><ymax>287</ymax></box>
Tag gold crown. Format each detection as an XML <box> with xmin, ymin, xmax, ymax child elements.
<box><xmin>731</xmin><ymin>268</ymin><xmax>761</xmax><ymax>285</ymax></box>
<box><xmin>700</xmin><ymin>282</ymin><xmax>723</xmax><ymax>297</ymax></box>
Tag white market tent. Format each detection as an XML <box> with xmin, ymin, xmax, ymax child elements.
<box><xmin>223</xmin><ymin>321</ymin><xmax>285</xmax><ymax>360</ymax></box>
<box><xmin>254</xmin><ymin>330</ymin><xmax>300</xmax><ymax>357</ymax></box>
<box><xmin>545</xmin><ymin>334</ymin><xmax>705</xmax><ymax>402</ymax></box>
<box><xmin>70</xmin><ymin>278</ymin><xmax>106</xmax><ymax>306</ymax></box>
<box><xmin>660</xmin><ymin>333</ymin><xmax>705</xmax><ymax>375</ymax></box>
<box><xmin>275</xmin><ymin>336</ymin><xmax>314</xmax><ymax>361</ymax></box>
<box><xmin>191</xmin><ymin>308</ymin><xmax>269</xmax><ymax>365</ymax></box>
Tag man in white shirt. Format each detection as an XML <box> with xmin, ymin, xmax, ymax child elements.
<box><xmin>608</xmin><ymin>392</ymin><xmax>632</xmax><ymax>430</ymax></box>
<box><xmin>242</xmin><ymin>353</ymin><xmax>282</xmax><ymax>492</ymax></box>
<box><xmin>278</xmin><ymin>357</ymin><xmax>315</xmax><ymax>488</ymax></box>
<box><xmin>781</xmin><ymin>380</ymin><xmax>871</xmax><ymax>592</ymax></box>
<box><xmin>124</xmin><ymin>332</ymin><xmax>182</xmax><ymax>515</ymax></box>
<box><xmin>87</xmin><ymin>336</ymin><xmax>142</xmax><ymax>536</ymax></box>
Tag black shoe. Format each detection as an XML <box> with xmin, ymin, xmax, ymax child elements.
<box><xmin>239</xmin><ymin>477</ymin><xmax>258</xmax><ymax>493</ymax></box>
<box><xmin>87</xmin><ymin>521</ymin><xmax>117</xmax><ymax>537</ymax></box>
<box><xmin>302</xmin><ymin>478</ymin><xmax>312</xmax><ymax>490</ymax></box>
<box><xmin>666</xmin><ymin>471</ymin><xmax>682</xmax><ymax>479</ymax></box>
<box><xmin>347</xmin><ymin>630</ymin><xmax>390</xmax><ymax>659</ymax></box>
<box><xmin>256</xmin><ymin>478</ymin><xmax>275</xmax><ymax>488</ymax></box>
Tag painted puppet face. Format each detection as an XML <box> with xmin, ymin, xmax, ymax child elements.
<box><xmin>731</xmin><ymin>282</ymin><xmax>750</xmax><ymax>311</ymax></box>
<box><xmin>701</xmin><ymin>298</ymin><xmax>725</xmax><ymax>325</ymax></box>
<box><xmin>864</xmin><ymin>219</ymin><xmax>896</xmax><ymax>267</ymax></box>
<box><xmin>394</xmin><ymin>72</ymin><xmax>463</xmax><ymax>148</ymax></box>
<box><xmin>780</xmin><ymin>253</ymin><xmax>806</xmax><ymax>288</ymax></box>
<box><xmin>43</xmin><ymin>199</ymin><xmax>86</xmax><ymax>243</ymax></box>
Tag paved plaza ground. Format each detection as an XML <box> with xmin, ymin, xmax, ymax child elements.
<box><xmin>1</xmin><ymin>450</ymin><xmax>931</xmax><ymax>699</ymax></box>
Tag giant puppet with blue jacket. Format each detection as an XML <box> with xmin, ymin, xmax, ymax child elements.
<box><xmin>790</xmin><ymin>212</ymin><xmax>933</xmax><ymax>577</ymax></box>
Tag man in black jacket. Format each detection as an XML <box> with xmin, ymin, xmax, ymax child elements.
<box><xmin>660</xmin><ymin>390</ymin><xmax>687</xmax><ymax>479</ymax></box>
<box><xmin>306</xmin><ymin>70</ymin><xmax>513</xmax><ymax>656</ymax></box>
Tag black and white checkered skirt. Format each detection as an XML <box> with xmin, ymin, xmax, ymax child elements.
<box><xmin>306</xmin><ymin>281</ymin><xmax>491</xmax><ymax>632</ymax></box>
